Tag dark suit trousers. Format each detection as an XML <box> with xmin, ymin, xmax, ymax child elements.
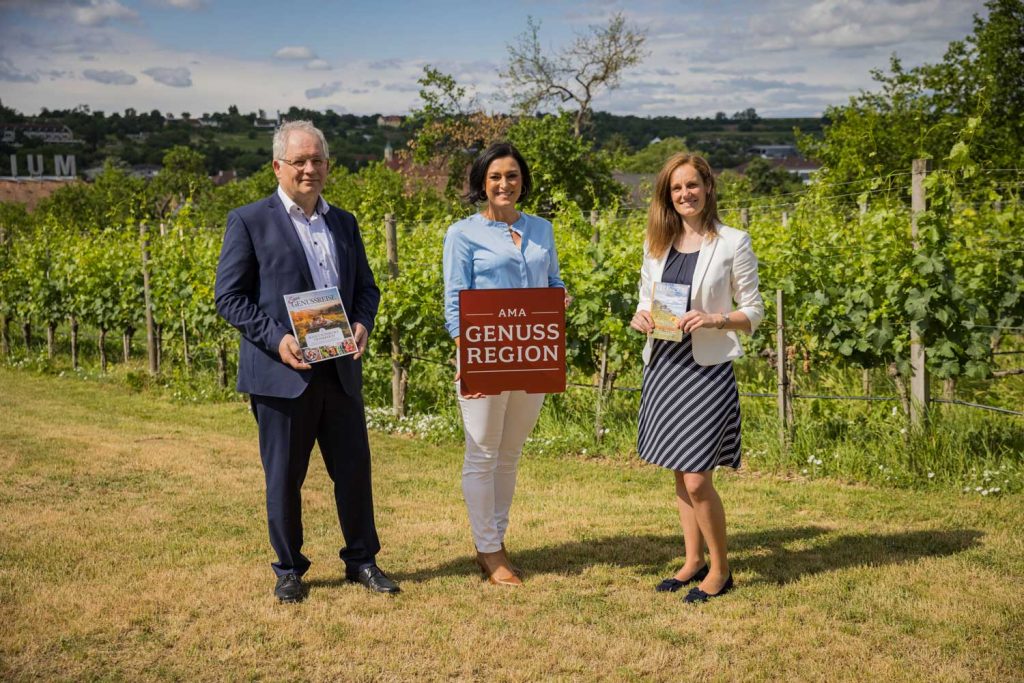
<box><xmin>251</xmin><ymin>364</ymin><xmax>381</xmax><ymax>577</ymax></box>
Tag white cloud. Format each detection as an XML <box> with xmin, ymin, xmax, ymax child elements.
<box><xmin>0</xmin><ymin>0</ymin><xmax>979</xmax><ymax>119</ymax></box>
<box><xmin>73</xmin><ymin>0</ymin><xmax>138</xmax><ymax>27</ymax></box>
<box><xmin>274</xmin><ymin>46</ymin><xmax>316</xmax><ymax>60</ymax></box>
<box><xmin>156</xmin><ymin>0</ymin><xmax>206</xmax><ymax>8</ymax></box>
<box><xmin>143</xmin><ymin>66</ymin><xmax>192</xmax><ymax>87</ymax></box>
<box><xmin>82</xmin><ymin>68</ymin><xmax>137</xmax><ymax>85</ymax></box>
<box><xmin>40</xmin><ymin>69</ymin><xmax>74</xmax><ymax>80</ymax></box>
<box><xmin>0</xmin><ymin>58</ymin><xmax>39</xmax><ymax>83</ymax></box>
<box><xmin>748</xmin><ymin>0</ymin><xmax>975</xmax><ymax>53</ymax></box>
<box><xmin>305</xmin><ymin>81</ymin><xmax>343</xmax><ymax>99</ymax></box>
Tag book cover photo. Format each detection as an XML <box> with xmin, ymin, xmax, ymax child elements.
<box><xmin>283</xmin><ymin>287</ymin><xmax>358</xmax><ymax>363</ymax></box>
<box><xmin>650</xmin><ymin>282</ymin><xmax>690</xmax><ymax>342</ymax></box>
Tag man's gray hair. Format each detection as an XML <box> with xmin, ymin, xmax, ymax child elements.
<box><xmin>273</xmin><ymin>120</ymin><xmax>330</xmax><ymax>161</ymax></box>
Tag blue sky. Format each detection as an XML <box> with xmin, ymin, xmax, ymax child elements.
<box><xmin>0</xmin><ymin>0</ymin><xmax>984</xmax><ymax>118</ymax></box>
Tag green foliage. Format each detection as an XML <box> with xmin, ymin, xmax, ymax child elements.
<box><xmin>507</xmin><ymin>112</ymin><xmax>624</xmax><ymax>213</ymax></box>
<box><xmin>743</xmin><ymin>157</ymin><xmax>806</xmax><ymax>197</ymax></box>
<box><xmin>558</xmin><ymin>213</ymin><xmax>644</xmax><ymax>383</ymax></box>
<box><xmin>806</xmin><ymin>0</ymin><xmax>1024</xmax><ymax>194</ymax></box>
<box><xmin>615</xmin><ymin>137</ymin><xmax>689</xmax><ymax>173</ymax></box>
<box><xmin>150</xmin><ymin>145</ymin><xmax>214</xmax><ymax>218</ymax></box>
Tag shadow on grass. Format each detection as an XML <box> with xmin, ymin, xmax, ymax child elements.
<box><xmin>381</xmin><ymin>526</ymin><xmax>983</xmax><ymax>586</ymax></box>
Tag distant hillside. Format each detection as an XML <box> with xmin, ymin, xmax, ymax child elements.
<box><xmin>1</xmin><ymin>102</ymin><xmax>824</xmax><ymax>180</ymax></box>
<box><xmin>591</xmin><ymin>110</ymin><xmax>824</xmax><ymax>170</ymax></box>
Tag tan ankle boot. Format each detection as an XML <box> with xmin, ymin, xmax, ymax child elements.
<box><xmin>476</xmin><ymin>550</ymin><xmax>521</xmax><ymax>586</ymax></box>
<box><xmin>501</xmin><ymin>543</ymin><xmax>524</xmax><ymax>578</ymax></box>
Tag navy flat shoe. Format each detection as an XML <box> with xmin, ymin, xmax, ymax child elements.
<box><xmin>683</xmin><ymin>572</ymin><xmax>733</xmax><ymax>603</ymax></box>
<box><xmin>655</xmin><ymin>564</ymin><xmax>709</xmax><ymax>592</ymax></box>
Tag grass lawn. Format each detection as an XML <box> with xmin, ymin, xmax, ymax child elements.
<box><xmin>1</xmin><ymin>366</ymin><xmax>1021</xmax><ymax>682</ymax></box>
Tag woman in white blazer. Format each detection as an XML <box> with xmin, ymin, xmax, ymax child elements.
<box><xmin>629</xmin><ymin>152</ymin><xmax>763</xmax><ymax>603</ymax></box>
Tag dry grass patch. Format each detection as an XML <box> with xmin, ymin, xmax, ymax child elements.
<box><xmin>1</xmin><ymin>367</ymin><xmax>1022</xmax><ymax>682</ymax></box>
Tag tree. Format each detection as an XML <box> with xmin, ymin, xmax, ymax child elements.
<box><xmin>732</xmin><ymin>108</ymin><xmax>760</xmax><ymax>121</ymax></box>
<box><xmin>743</xmin><ymin>157</ymin><xmax>804</xmax><ymax>196</ymax></box>
<box><xmin>407</xmin><ymin>66</ymin><xmax>510</xmax><ymax>197</ymax></box>
<box><xmin>506</xmin><ymin>113</ymin><xmax>623</xmax><ymax>213</ymax></box>
<box><xmin>502</xmin><ymin>13</ymin><xmax>647</xmax><ymax>138</ymax></box>
<box><xmin>804</xmin><ymin>0</ymin><xmax>1024</xmax><ymax>192</ymax></box>
<box><xmin>151</xmin><ymin>146</ymin><xmax>212</xmax><ymax>218</ymax></box>
<box><xmin>616</xmin><ymin>137</ymin><xmax>690</xmax><ymax>173</ymax></box>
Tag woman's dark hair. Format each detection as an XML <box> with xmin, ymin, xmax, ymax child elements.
<box><xmin>464</xmin><ymin>142</ymin><xmax>532</xmax><ymax>205</ymax></box>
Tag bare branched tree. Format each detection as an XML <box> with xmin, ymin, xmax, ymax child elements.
<box><xmin>502</xmin><ymin>13</ymin><xmax>647</xmax><ymax>138</ymax></box>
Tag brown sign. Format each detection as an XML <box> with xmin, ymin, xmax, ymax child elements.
<box><xmin>459</xmin><ymin>287</ymin><xmax>566</xmax><ymax>395</ymax></box>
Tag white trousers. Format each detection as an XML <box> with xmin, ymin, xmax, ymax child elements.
<box><xmin>457</xmin><ymin>389</ymin><xmax>545</xmax><ymax>553</ymax></box>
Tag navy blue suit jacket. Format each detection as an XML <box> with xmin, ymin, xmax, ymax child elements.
<box><xmin>215</xmin><ymin>192</ymin><xmax>380</xmax><ymax>399</ymax></box>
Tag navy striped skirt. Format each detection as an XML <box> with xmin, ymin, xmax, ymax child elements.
<box><xmin>637</xmin><ymin>336</ymin><xmax>742</xmax><ymax>472</ymax></box>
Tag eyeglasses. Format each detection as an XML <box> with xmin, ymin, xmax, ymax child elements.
<box><xmin>278</xmin><ymin>157</ymin><xmax>328</xmax><ymax>170</ymax></box>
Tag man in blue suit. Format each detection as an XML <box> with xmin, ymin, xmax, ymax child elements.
<box><xmin>215</xmin><ymin>120</ymin><xmax>399</xmax><ymax>602</ymax></box>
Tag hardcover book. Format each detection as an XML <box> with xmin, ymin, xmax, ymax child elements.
<box><xmin>651</xmin><ymin>282</ymin><xmax>690</xmax><ymax>342</ymax></box>
<box><xmin>283</xmin><ymin>287</ymin><xmax>358</xmax><ymax>363</ymax></box>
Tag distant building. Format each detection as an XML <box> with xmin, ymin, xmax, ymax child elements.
<box><xmin>1</xmin><ymin>123</ymin><xmax>80</xmax><ymax>145</ymax></box>
<box><xmin>735</xmin><ymin>155</ymin><xmax>821</xmax><ymax>184</ymax></box>
<box><xmin>130</xmin><ymin>164</ymin><xmax>162</xmax><ymax>180</ymax></box>
<box><xmin>84</xmin><ymin>164</ymin><xmax>163</xmax><ymax>181</ymax></box>
<box><xmin>377</xmin><ymin>115</ymin><xmax>403</xmax><ymax>128</ymax></box>
<box><xmin>613</xmin><ymin>172</ymin><xmax>655</xmax><ymax>208</ymax></box>
<box><xmin>211</xmin><ymin>169</ymin><xmax>237</xmax><ymax>186</ymax></box>
<box><xmin>253</xmin><ymin>111</ymin><xmax>281</xmax><ymax>129</ymax></box>
<box><xmin>772</xmin><ymin>155</ymin><xmax>820</xmax><ymax>183</ymax></box>
<box><xmin>383</xmin><ymin>145</ymin><xmax>448</xmax><ymax>194</ymax></box>
<box><xmin>748</xmin><ymin>144</ymin><xmax>798</xmax><ymax>159</ymax></box>
<box><xmin>198</xmin><ymin>118</ymin><xmax>221</xmax><ymax>128</ymax></box>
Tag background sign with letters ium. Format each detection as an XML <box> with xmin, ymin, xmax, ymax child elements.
<box><xmin>458</xmin><ymin>287</ymin><xmax>566</xmax><ymax>395</ymax></box>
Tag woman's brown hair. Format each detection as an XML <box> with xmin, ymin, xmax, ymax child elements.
<box><xmin>645</xmin><ymin>152</ymin><xmax>720</xmax><ymax>259</ymax></box>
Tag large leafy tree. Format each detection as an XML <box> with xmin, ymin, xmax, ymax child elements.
<box><xmin>407</xmin><ymin>66</ymin><xmax>511</xmax><ymax>198</ymax></box>
<box><xmin>805</xmin><ymin>0</ymin><xmax>1024</xmax><ymax>193</ymax></box>
<box><xmin>506</xmin><ymin>112</ymin><xmax>623</xmax><ymax>213</ymax></box>
<box><xmin>151</xmin><ymin>145</ymin><xmax>213</xmax><ymax>219</ymax></box>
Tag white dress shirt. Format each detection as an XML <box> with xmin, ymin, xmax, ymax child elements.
<box><xmin>276</xmin><ymin>186</ymin><xmax>339</xmax><ymax>290</ymax></box>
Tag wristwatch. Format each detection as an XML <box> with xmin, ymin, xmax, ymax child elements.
<box><xmin>717</xmin><ymin>313</ymin><xmax>728</xmax><ymax>329</ymax></box>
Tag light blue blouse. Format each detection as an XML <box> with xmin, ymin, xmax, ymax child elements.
<box><xmin>443</xmin><ymin>212</ymin><xmax>565</xmax><ymax>339</ymax></box>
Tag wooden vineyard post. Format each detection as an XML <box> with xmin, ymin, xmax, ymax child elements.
<box><xmin>591</xmin><ymin>210</ymin><xmax>610</xmax><ymax>443</ymax></box>
<box><xmin>140</xmin><ymin>223</ymin><xmax>158</xmax><ymax>377</ymax></box>
<box><xmin>859</xmin><ymin>199</ymin><xmax>871</xmax><ymax>396</ymax></box>
<box><xmin>0</xmin><ymin>216</ymin><xmax>7</xmax><ymax>357</ymax></box>
<box><xmin>910</xmin><ymin>159</ymin><xmax>931</xmax><ymax>427</ymax></box>
<box><xmin>776</xmin><ymin>289</ymin><xmax>792</xmax><ymax>448</ymax></box>
<box><xmin>384</xmin><ymin>214</ymin><xmax>407</xmax><ymax>418</ymax></box>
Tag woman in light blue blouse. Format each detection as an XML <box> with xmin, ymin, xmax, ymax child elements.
<box><xmin>443</xmin><ymin>142</ymin><xmax>567</xmax><ymax>587</ymax></box>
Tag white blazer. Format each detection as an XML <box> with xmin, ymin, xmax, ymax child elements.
<box><xmin>637</xmin><ymin>223</ymin><xmax>764</xmax><ymax>366</ymax></box>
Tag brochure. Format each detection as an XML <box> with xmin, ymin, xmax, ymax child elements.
<box><xmin>651</xmin><ymin>282</ymin><xmax>690</xmax><ymax>342</ymax></box>
<box><xmin>283</xmin><ymin>287</ymin><xmax>357</xmax><ymax>363</ymax></box>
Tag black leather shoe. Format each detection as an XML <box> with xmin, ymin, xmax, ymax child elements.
<box><xmin>684</xmin><ymin>573</ymin><xmax>734</xmax><ymax>604</ymax></box>
<box><xmin>274</xmin><ymin>573</ymin><xmax>305</xmax><ymax>603</ymax></box>
<box><xmin>347</xmin><ymin>565</ymin><xmax>401</xmax><ymax>594</ymax></box>
<box><xmin>655</xmin><ymin>564</ymin><xmax>709</xmax><ymax>592</ymax></box>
